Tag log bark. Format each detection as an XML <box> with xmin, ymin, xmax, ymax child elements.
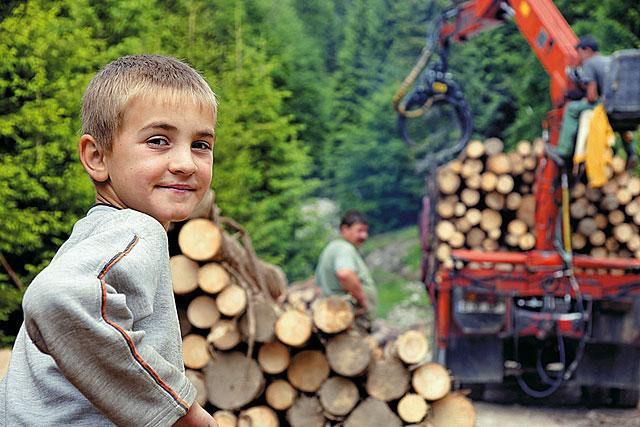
<box><xmin>286</xmin><ymin>396</ymin><xmax>325</xmax><ymax>427</ymax></box>
<box><xmin>187</xmin><ymin>295</ymin><xmax>220</xmax><ymax>329</ymax></box>
<box><xmin>318</xmin><ymin>376</ymin><xmax>360</xmax><ymax>416</ymax></box>
<box><xmin>288</xmin><ymin>351</ymin><xmax>330</xmax><ymax>392</ymax></box>
<box><xmin>365</xmin><ymin>358</ymin><xmax>410</xmax><ymax>401</ymax></box>
<box><xmin>412</xmin><ymin>362</ymin><xmax>451</xmax><ymax>401</ymax></box>
<box><xmin>397</xmin><ymin>393</ymin><xmax>429</xmax><ymax>424</ymax></box>
<box><xmin>204</xmin><ymin>351</ymin><xmax>264</xmax><ymax>410</ymax></box>
<box><xmin>430</xmin><ymin>393</ymin><xmax>476</xmax><ymax>427</ymax></box>
<box><xmin>257</xmin><ymin>341</ymin><xmax>290</xmax><ymax>374</ymax></box>
<box><xmin>265</xmin><ymin>379</ymin><xmax>297</xmax><ymax>411</ymax></box>
<box><xmin>216</xmin><ymin>284</ymin><xmax>247</xmax><ymax>317</ymax></box>
<box><xmin>326</xmin><ymin>332</ymin><xmax>372</xmax><ymax>377</ymax></box>
<box><xmin>238</xmin><ymin>406</ymin><xmax>279</xmax><ymax>427</ymax></box>
<box><xmin>395</xmin><ymin>330</ymin><xmax>429</xmax><ymax>365</ymax></box>
<box><xmin>344</xmin><ymin>397</ymin><xmax>402</xmax><ymax>427</ymax></box>
<box><xmin>275</xmin><ymin>309</ymin><xmax>312</xmax><ymax>347</ymax></box>
<box><xmin>312</xmin><ymin>296</ymin><xmax>354</xmax><ymax>334</ymax></box>
<box><xmin>198</xmin><ymin>262</ymin><xmax>230</xmax><ymax>294</ymax></box>
<box><xmin>207</xmin><ymin>319</ymin><xmax>241</xmax><ymax>350</ymax></box>
<box><xmin>170</xmin><ymin>255</ymin><xmax>199</xmax><ymax>295</ymax></box>
<box><xmin>182</xmin><ymin>334</ymin><xmax>210</xmax><ymax>369</ymax></box>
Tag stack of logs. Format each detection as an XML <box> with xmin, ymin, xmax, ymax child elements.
<box><xmin>171</xmin><ymin>217</ymin><xmax>476</xmax><ymax>427</ymax></box>
<box><xmin>434</xmin><ymin>137</ymin><xmax>640</xmax><ymax>272</ymax></box>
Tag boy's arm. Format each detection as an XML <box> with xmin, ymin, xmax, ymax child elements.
<box><xmin>173</xmin><ymin>402</ymin><xmax>217</xmax><ymax>427</ymax></box>
<box><xmin>22</xmin><ymin>219</ymin><xmax>201</xmax><ymax>426</ymax></box>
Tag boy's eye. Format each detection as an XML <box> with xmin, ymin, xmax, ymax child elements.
<box><xmin>147</xmin><ymin>137</ymin><xmax>169</xmax><ymax>146</ymax></box>
<box><xmin>192</xmin><ymin>141</ymin><xmax>212</xmax><ymax>150</ymax></box>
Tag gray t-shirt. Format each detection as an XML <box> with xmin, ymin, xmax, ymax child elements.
<box><xmin>1</xmin><ymin>205</ymin><xmax>195</xmax><ymax>426</ymax></box>
<box><xmin>581</xmin><ymin>54</ymin><xmax>611</xmax><ymax>96</ymax></box>
<box><xmin>315</xmin><ymin>238</ymin><xmax>378</xmax><ymax>317</ymax></box>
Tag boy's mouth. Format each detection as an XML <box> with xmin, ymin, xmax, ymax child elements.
<box><xmin>158</xmin><ymin>184</ymin><xmax>195</xmax><ymax>191</ymax></box>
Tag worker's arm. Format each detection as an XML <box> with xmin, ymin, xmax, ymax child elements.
<box><xmin>336</xmin><ymin>269</ymin><xmax>368</xmax><ymax>311</ymax></box>
<box><xmin>586</xmin><ymin>81</ymin><xmax>598</xmax><ymax>103</ymax></box>
<box><xmin>173</xmin><ymin>402</ymin><xmax>217</xmax><ymax>427</ymax></box>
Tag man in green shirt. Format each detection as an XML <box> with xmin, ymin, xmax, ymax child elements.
<box><xmin>315</xmin><ymin>210</ymin><xmax>378</xmax><ymax>323</ymax></box>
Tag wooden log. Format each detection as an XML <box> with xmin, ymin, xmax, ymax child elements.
<box><xmin>523</xmin><ymin>156</ymin><xmax>537</xmax><ymax>171</ymax></box>
<box><xmin>326</xmin><ymin>332</ymin><xmax>371</xmax><ymax>377</ymax></box>
<box><xmin>508</xmin><ymin>152</ymin><xmax>525</xmax><ymax>175</ymax></box>
<box><xmin>430</xmin><ymin>392</ymin><xmax>476</xmax><ymax>427</ymax></box>
<box><xmin>572</xmin><ymin>233</ymin><xmax>587</xmax><ymax>250</ymax></box>
<box><xmin>257</xmin><ymin>341</ymin><xmax>290</xmax><ymax>374</ymax></box>
<box><xmin>465</xmin><ymin>208</ymin><xmax>482</xmax><ymax>226</ymax></box>
<box><xmin>602</xmin><ymin>179</ymin><xmax>619</xmax><ymax>195</ymax></box>
<box><xmin>507</xmin><ymin>219</ymin><xmax>527</xmax><ymax>237</ymax></box>
<box><xmin>216</xmin><ymin>284</ymin><xmax>247</xmax><ymax>317</ymax></box>
<box><xmin>612</xmin><ymin>155</ymin><xmax>626</xmax><ymax>174</ymax></box>
<box><xmin>436</xmin><ymin>199</ymin><xmax>456</xmax><ymax>218</ymax></box>
<box><xmin>516</xmin><ymin>140</ymin><xmax>533</xmax><ymax>157</ymax></box>
<box><xmin>435</xmin><ymin>221</ymin><xmax>456</xmax><ymax>242</ymax></box>
<box><xmin>239</xmin><ymin>297</ymin><xmax>276</xmax><ymax>343</ymax></box>
<box><xmin>601</xmin><ymin>193</ymin><xmax>619</xmax><ymax>211</ymax></box>
<box><xmin>397</xmin><ymin>393</ymin><xmax>429</xmax><ymax>424</ymax></box>
<box><xmin>614</xmin><ymin>223</ymin><xmax>634</xmax><ymax>243</ymax></box>
<box><xmin>480</xmin><ymin>172</ymin><xmax>498</xmax><ymax>192</ymax></box>
<box><xmin>485</xmin><ymin>192</ymin><xmax>505</xmax><ymax>210</ymax></box>
<box><xmin>465</xmin><ymin>172</ymin><xmax>481</xmax><ymax>189</ymax></box>
<box><xmin>505</xmin><ymin>233</ymin><xmax>519</xmax><ymax>247</ymax></box>
<box><xmin>178</xmin><ymin>218</ymin><xmax>223</xmax><ymax>261</ymax></box>
<box><xmin>318</xmin><ymin>377</ymin><xmax>359</xmax><ymax>416</ymax></box>
<box><xmin>460</xmin><ymin>189</ymin><xmax>480</xmax><ymax>207</ymax></box>
<box><xmin>204</xmin><ymin>351</ymin><xmax>264</xmax><ymax>410</ymax></box>
<box><xmin>213</xmin><ymin>411</ymin><xmax>237</xmax><ymax>427</ymax></box>
<box><xmin>496</xmin><ymin>175</ymin><xmax>515</xmax><ymax>194</ymax></box>
<box><xmin>365</xmin><ymin>358</ymin><xmax>410</xmax><ymax>401</ymax></box>
<box><xmin>577</xmin><ymin>218</ymin><xmax>598</xmax><ymax>236</ymax></box>
<box><xmin>412</xmin><ymin>362</ymin><xmax>451</xmax><ymax>401</ymax></box>
<box><xmin>519</xmin><ymin>233</ymin><xmax>536</xmax><ymax>251</ymax></box>
<box><xmin>286</xmin><ymin>396</ymin><xmax>325</xmax><ymax>427</ymax></box>
<box><xmin>396</xmin><ymin>330</ymin><xmax>429</xmax><ymax>365</ymax></box>
<box><xmin>207</xmin><ymin>319</ymin><xmax>241</xmax><ymax>350</ymax></box>
<box><xmin>448</xmin><ymin>159</ymin><xmax>463</xmax><ymax>174</ymax></box>
<box><xmin>185</xmin><ymin>369</ymin><xmax>207</xmax><ymax>407</ymax></box>
<box><xmin>437</xmin><ymin>169</ymin><xmax>461</xmax><ymax>195</ymax></box>
<box><xmin>484</xmin><ymin>137</ymin><xmax>504</xmax><ymax>156</ymax></box>
<box><xmin>570</xmin><ymin>198</ymin><xmax>589</xmax><ymax>219</ymax></box>
<box><xmin>608</xmin><ymin>210</ymin><xmax>625</xmax><ymax>226</ymax></box>
<box><xmin>466</xmin><ymin>228</ymin><xmax>485</xmax><ymax>248</ymax></box>
<box><xmin>464</xmin><ymin>139</ymin><xmax>485</xmax><ymax>159</ymax></box>
<box><xmin>487</xmin><ymin>228</ymin><xmax>501</xmax><ymax>240</ymax></box>
<box><xmin>486</xmin><ymin>153</ymin><xmax>511</xmax><ymax>175</ymax></box>
<box><xmin>182</xmin><ymin>334</ymin><xmax>210</xmax><ymax>369</ymax></box>
<box><xmin>187</xmin><ymin>295</ymin><xmax>220</xmax><ymax>329</ymax></box>
<box><xmin>449</xmin><ymin>231</ymin><xmax>465</xmax><ymax>249</ymax></box>
<box><xmin>198</xmin><ymin>262</ymin><xmax>230</xmax><ymax>294</ymax></box>
<box><xmin>288</xmin><ymin>351</ymin><xmax>330</xmax><ymax>392</ymax></box>
<box><xmin>585</xmin><ymin>187</ymin><xmax>602</xmax><ymax>202</ymax></box>
<box><xmin>454</xmin><ymin>202</ymin><xmax>467</xmax><ymax>217</ymax></box>
<box><xmin>455</xmin><ymin>218</ymin><xmax>472</xmax><ymax>233</ymax></box>
<box><xmin>626</xmin><ymin>199</ymin><xmax>640</xmax><ymax>217</ymax></box>
<box><xmin>589</xmin><ymin>230</ymin><xmax>606</xmax><ymax>247</ymax></box>
<box><xmin>628</xmin><ymin>176</ymin><xmax>640</xmax><ymax>196</ymax></box>
<box><xmin>605</xmin><ymin>237</ymin><xmax>620</xmax><ymax>253</ymax></box>
<box><xmin>517</xmin><ymin>195</ymin><xmax>536</xmax><ymax>227</ymax></box>
<box><xmin>170</xmin><ymin>255</ymin><xmax>199</xmax><ymax>295</ymax></box>
<box><xmin>627</xmin><ymin>234</ymin><xmax>640</xmax><ymax>252</ymax></box>
<box><xmin>238</xmin><ymin>406</ymin><xmax>279</xmax><ymax>427</ymax></box>
<box><xmin>479</xmin><ymin>209</ymin><xmax>502</xmax><ymax>231</ymax></box>
<box><xmin>617</xmin><ymin>188</ymin><xmax>633</xmax><ymax>205</ymax></box>
<box><xmin>275</xmin><ymin>309</ymin><xmax>312</xmax><ymax>347</ymax></box>
<box><xmin>435</xmin><ymin>244</ymin><xmax>451</xmax><ymax>263</ymax></box>
<box><xmin>312</xmin><ymin>296</ymin><xmax>354</xmax><ymax>334</ymax></box>
<box><xmin>460</xmin><ymin>159</ymin><xmax>484</xmax><ymax>179</ymax></box>
<box><xmin>344</xmin><ymin>397</ymin><xmax>402</xmax><ymax>427</ymax></box>
<box><xmin>266</xmin><ymin>379</ymin><xmax>297</xmax><ymax>411</ymax></box>
<box><xmin>571</xmin><ymin>182</ymin><xmax>586</xmax><ymax>199</ymax></box>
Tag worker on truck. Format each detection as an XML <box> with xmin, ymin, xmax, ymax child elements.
<box><xmin>555</xmin><ymin>35</ymin><xmax>611</xmax><ymax>162</ymax></box>
<box><xmin>315</xmin><ymin>210</ymin><xmax>379</xmax><ymax>329</ymax></box>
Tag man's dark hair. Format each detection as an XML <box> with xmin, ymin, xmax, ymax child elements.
<box><xmin>340</xmin><ymin>210</ymin><xmax>368</xmax><ymax>227</ymax></box>
<box><xmin>576</xmin><ymin>35</ymin><xmax>598</xmax><ymax>52</ymax></box>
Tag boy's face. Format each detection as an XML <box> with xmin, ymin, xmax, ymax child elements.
<box><xmin>100</xmin><ymin>93</ymin><xmax>215</xmax><ymax>228</ymax></box>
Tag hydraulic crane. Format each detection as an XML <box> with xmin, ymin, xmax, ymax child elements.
<box><xmin>394</xmin><ymin>0</ymin><xmax>640</xmax><ymax>403</ymax></box>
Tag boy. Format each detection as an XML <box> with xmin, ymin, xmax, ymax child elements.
<box><xmin>1</xmin><ymin>55</ymin><xmax>218</xmax><ymax>426</ymax></box>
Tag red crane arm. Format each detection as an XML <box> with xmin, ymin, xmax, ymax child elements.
<box><xmin>440</xmin><ymin>0</ymin><xmax>579</xmax><ymax>106</ymax></box>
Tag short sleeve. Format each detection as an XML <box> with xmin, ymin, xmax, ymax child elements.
<box><xmin>333</xmin><ymin>244</ymin><xmax>359</xmax><ymax>272</ymax></box>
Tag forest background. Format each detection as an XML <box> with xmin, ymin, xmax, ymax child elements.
<box><xmin>0</xmin><ymin>0</ymin><xmax>638</xmax><ymax>343</ymax></box>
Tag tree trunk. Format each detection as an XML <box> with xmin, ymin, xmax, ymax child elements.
<box><xmin>365</xmin><ymin>358</ymin><xmax>410</xmax><ymax>401</ymax></box>
<box><xmin>412</xmin><ymin>362</ymin><xmax>451</xmax><ymax>401</ymax></box>
<box><xmin>240</xmin><ymin>297</ymin><xmax>277</xmax><ymax>343</ymax></box>
<box><xmin>325</xmin><ymin>332</ymin><xmax>372</xmax><ymax>377</ymax></box>
<box><xmin>265</xmin><ymin>379</ymin><xmax>297</xmax><ymax>411</ymax></box>
<box><xmin>275</xmin><ymin>309</ymin><xmax>313</xmax><ymax>347</ymax></box>
<box><xmin>257</xmin><ymin>341</ymin><xmax>290</xmax><ymax>374</ymax></box>
<box><xmin>204</xmin><ymin>351</ymin><xmax>264</xmax><ymax>410</ymax></box>
<box><xmin>287</xmin><ymin>351</ymin><xmax>330</xmax><ymax>392</ymax></box>
<box><xmin>318</xmin><ymin>376</ymin><xmax>360</xmax><ymax>416</ymax></box>
<box><xmin>312</xmin><ymin>296</ymin><xmax>354</xmax><ymax>334</ymax></box>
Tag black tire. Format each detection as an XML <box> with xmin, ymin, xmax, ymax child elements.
<box><xmin>610</xmin><ymin>388</ymin><xmax>640</xmax><ymax>408</ymax></box>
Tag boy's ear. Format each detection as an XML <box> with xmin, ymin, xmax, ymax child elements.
<box><xmin>78</xmin><ymin>134</ymin><xmax>109</xmax><ymax>182</ymax></box>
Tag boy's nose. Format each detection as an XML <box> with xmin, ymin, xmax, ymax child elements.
<box><xmin>168</xmin><ymin>146</ymin><xmax>197</xmax><ymax>175</ymax></box>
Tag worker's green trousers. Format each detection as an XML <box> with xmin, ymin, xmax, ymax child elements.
<box><xmin>556</xmin><ymin>100</ymin><xmax>598</xmax><ymax>158</ymax></box>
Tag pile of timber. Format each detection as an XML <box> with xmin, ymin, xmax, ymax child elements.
<box><xmin>434</xmin><ymin>137</ymin><xmax>640</xmax><ymax>272</ymax></box>
<box><xmin>171</xmin><ymin>216</ymin><xmax>476</xmax><ymax>426</ymax></box>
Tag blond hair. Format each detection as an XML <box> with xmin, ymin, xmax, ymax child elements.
<box><xmin>82</xmin><ymin>54</ymin><xmax>217</xmax><ymax>150</ymax></box>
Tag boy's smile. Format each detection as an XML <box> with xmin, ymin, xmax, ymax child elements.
<box><xmin>94</xmin><ymin>93</ymin><xmax>215</xmax><ymax>229</ymax></box>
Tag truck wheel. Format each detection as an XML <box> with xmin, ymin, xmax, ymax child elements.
<box><xmin>580</xmin><ymin>386</ymin><xmax>610</xmax><ymax>407</ymax></box>
<box><xmin>610</xmin><ymin>388</ymin><xmax>639</xmax><ymax>408</ymax></box>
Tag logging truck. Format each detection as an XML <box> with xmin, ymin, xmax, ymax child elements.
<box><xmin>395</xmin><ymin>0</ymin><xmax>640</xmax><ymax>405</ymax></box>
